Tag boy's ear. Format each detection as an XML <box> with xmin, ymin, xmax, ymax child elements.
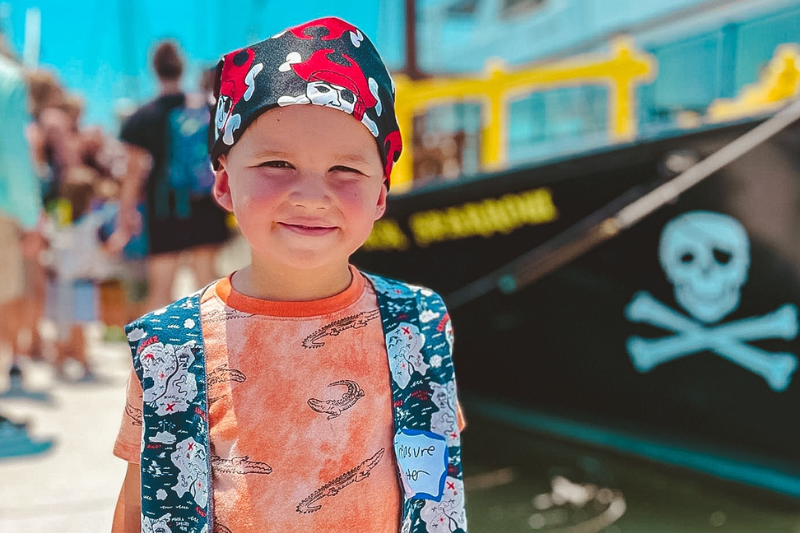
<box><xmin>374</xmin><ymin>181</ymin><xmax>388</xmax><ymax>220</ymax></box>
<box><xmin>212</xmin><ymin>156</ymin><xmax>233</xmax><ymax>212</ymax></box>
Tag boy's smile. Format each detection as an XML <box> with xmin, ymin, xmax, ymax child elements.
<box><xmin>213</xmin><ymin>105</ymin><xmax>387</xmax><ymax>298</ymax></box>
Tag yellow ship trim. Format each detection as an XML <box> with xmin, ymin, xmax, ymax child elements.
<box><xmin>708</xmin><ymin>44</ymin><xmax>800</xmax><ymax>122</ymax></box>
<box><xmin>391</xmin><ymin>37</ymin><xmax>656</xmax><ymax>193</ymax></box>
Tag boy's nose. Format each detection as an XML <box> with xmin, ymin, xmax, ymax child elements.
<box><xmin>289</xmin><ymin>172</ymin><xmax>333</xmax><ymax>209</ymax></box>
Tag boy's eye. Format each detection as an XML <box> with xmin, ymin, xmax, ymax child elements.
<box><xmin>330</xmin><ymin>165</ymin><xmax>363</xmax><ymax>175</ymax></box>
<box><xmin>259</xmin><ymin>160</ymin><xmax>293</xmax><ymax>169</ymax></box>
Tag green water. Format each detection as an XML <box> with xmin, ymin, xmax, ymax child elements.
<box><xmin>461</xmin><ymin>409</ymin><xmax>800</xmax><ymax>532</ymax></box>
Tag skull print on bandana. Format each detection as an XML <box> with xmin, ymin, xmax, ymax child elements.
<box><xmin>209</xmin><ymin>17</ymin><xmax>403</xmax><ymax>185</ymax></box>
<box><xmin>215</xmin><ymin>48</ymin><xmax>264</xmax><ymax>146</ymax></box>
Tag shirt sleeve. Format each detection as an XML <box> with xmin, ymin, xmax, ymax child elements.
<box><xmin>113</xmin><ymin>369</ymin><xmax>143</xmax><ymax>464</ymax></box>
<box><xmin>119</xmin><ymin>110</ymin><xmax>148</xmax><ymax>151</ymax></box>
<box><xmin>0</xmin><ymin>75</ymin><xmax>41</xmax><ymax>230</ymax></box>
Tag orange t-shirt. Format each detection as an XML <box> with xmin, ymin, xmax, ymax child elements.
<box><xmin>115</xmin><ymin>268</ymin><xmax>403</xmax><ymax>532</ymax></box>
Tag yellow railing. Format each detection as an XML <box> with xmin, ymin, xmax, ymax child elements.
<box><xmin>390</xmin><ymin>37</ymin><xmax>657</xmax><ymax>193</ymax></box>
<box><xmin>707</xmin><ymin>44</ymin><xmax>800</xmax><ymax>122</ymax></box>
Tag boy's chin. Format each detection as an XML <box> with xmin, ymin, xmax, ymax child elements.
<box><xmin>261</xmin><ymin>248</ymin><xmax>355</xmax><ymax>273</ymax></box>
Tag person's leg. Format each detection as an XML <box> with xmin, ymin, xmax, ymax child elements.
<box><xmin>99</xmin><ymin>279</ymin><xmax>128</xmax><ymax>330</ymax></box>
<box><xmin>0</xmin><ymin>297</ymin><xmax>24</xmax><ymax>388</ymax></box>
<box><xmin>53</xmin><ymin>338</ymin><xmax>69</xmax><ymax>376</ymax></box>
<box><xmin>6</xmin><ymin>302</ymin><xmax>24</xmax><ymax>388</ymax></box>
<box><xmin>19</xmin><ymin>258</ymin><xmax>46</xmax><ymax>360</ymax></box>
<box><xmin>0</xmin><ymin>217</ymin><xmax>26</xmax><ymax>387</ymax></box>
<box><xmin>145</xmin><ymin>252</ymin><xmax>181</xmax><ymax>312</ymax></box>
<box><xmin>120</xmin><ymin>259</ymin><xmax>148</xmax><ymax>323</ymax></box>
<box><xmin>0</xmin><ymin>300</ymin><xmax>13</xmax><ymax>347</ymax></box>
<box><xmin>68</xmin><ymin>324</ymin><xmax>91</xmax><ymax>378</ymax></box>
<box><xmin>188</xmin><ymin>245</ymin><xmax>220</xmax><ymax>289</ymax></box>
<box><xmin>183</xmin><ymin>197</ymin><xmax>230</xmax><ymax>291</ymax></box>
<box><xmin>0</xmin><ymin>297</ymin><xmax>23</xmax><ymax>349</ymax></box>
<box><xmin>52</xmin><ymin>279</ymin><xmax>74</xmax><ymax>378</ymax></box>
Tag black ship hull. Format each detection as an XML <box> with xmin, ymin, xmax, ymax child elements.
<box><xmin>353</xmin><ymin>117</ymin><xmax>800</xmax><ymax>486</ymax></box>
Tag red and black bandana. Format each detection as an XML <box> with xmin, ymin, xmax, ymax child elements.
<box><xmin>209</xmin><ymin>17</ymin><xmax>403</xmax><ymax>185</ymax></box>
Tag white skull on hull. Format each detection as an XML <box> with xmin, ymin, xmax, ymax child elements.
<box><xmin>659</xmin><ymin>211</ymin><xmax>750</xmax><ymax>324</ymax></box>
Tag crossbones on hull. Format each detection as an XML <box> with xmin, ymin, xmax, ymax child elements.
<box><xmin>625</xmin><ymin>291</ymin><xmax>799</xmax><ymax>392</ymax></box>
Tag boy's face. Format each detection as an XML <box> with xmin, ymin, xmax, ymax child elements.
<box><xmin>213</xmin><ymin>105</ymin><xmax>388</xmax><ymax>274</ymax></box>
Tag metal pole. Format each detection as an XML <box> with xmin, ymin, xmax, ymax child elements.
<box><xmin>118</xmin><ymin>0</ymin><xmax>140</xmax><ymax>100</ymax></box>
<box><xmin>22</xmin><ymin>7</ymin><xmax>40</xmax><ymax>69</ymax></box>
<box><xmin>404</xmin><ymin>0</ymin><xmax>424</xmax><ymax>80</ymax></box>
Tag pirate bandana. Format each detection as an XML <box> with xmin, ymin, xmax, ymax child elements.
<box><xmin>209</xmin><ymin>17</ymin><xmax>403</xmax><ymax>184</ymax></box>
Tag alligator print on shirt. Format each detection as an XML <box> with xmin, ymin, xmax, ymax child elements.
<box><xmin>211</xmin><ymin>455</ymin><xmax>273</xmax><ymax>475</ymax></box>
<box><xmin>207</xmin><ymin>364</ymin><xmax>247</xmax><ymax>404</ymax></box>
<box><xmin>125</xmin><ymin>402</ymin><xmax>143</xmax><ymax>426</ymax></box>
<box><xmin>302</xmin><ymin>309</ymin><xmax>381</xmax><ymax>349</ymax></box>
<box><xmin>307</xmin><ymin>379</ymin><xmax>365</xmax><ymax>419</ymax></box>
<box><xmin>296</xmin><ymin>448</ymin><xmax>385</xmax><ymax>514</ymax></box>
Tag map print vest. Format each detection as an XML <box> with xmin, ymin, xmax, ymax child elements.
<box><xmin>125</xmin><ymin>273</ymin><xmax>467</xmax><ymax>533</ymax></box>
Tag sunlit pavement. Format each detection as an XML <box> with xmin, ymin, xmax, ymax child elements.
<box><xmin>0</xmin><ymin>327</ymin><xmax>130</xmax><ymax>533</ymax></box>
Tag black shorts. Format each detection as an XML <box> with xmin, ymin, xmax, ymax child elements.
<box><xmin>147</xmin><ymin>196</ymin><xmax>230</xmax><ymax>256</ymax></box>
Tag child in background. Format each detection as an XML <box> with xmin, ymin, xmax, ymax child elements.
<box><xmin>45</xmin><ymin>167</ymin><xmax>119</xmax><ymax>379</ymax></box>
<box><xmin>79</xmin><ymin>125</ymin><xmax>136</xmax><ymax>333</ymax></box>
<box><xmin>112</xmin><ymin>17</ymin><xmax>467</xmax><ymax>533</ymax></box>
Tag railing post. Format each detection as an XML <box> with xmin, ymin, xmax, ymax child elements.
<box><xmin>480</xmin><ymin>60</ymin><xmax>508</xmax><ymax>172</ymax></box>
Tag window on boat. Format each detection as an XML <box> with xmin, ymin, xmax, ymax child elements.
<box><xmin>507</xmin><ymin>85</ymin><xmax>608</xmax><ymax>165</ymax></box>
<box><xmin>412</xmin><ymin>102</ymin><xmax>482</xmax><ymax>186</ymax></box>
<box><xmin>637</xmin><ymin>3</ymin><xmax>800</xmax><ymax>132</ymax></box>
<box><xmin>500</xmin><ymin>0</ymin><xmax>546</xmax><ymax>19</ymax></box>
<box><xmin>446</xmin><ymin>0</ymin><xmax>479</xmax><ymax>17</ymax></box>
<box><xmin>638</xmin><ymin>31</ymin><xmax>721</xmax><ymax>131</ymax></box>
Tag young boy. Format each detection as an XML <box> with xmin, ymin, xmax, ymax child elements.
<box><xmin>112</xmin><ymin>17</ymin><xmax>466</xmax><ymax>533</ymax></box>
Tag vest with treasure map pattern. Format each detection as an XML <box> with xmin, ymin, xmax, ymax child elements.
<box><xmin>125</xmin><ymin>273</ymin><xmax>467</xmax><ymax>533</ymax></box>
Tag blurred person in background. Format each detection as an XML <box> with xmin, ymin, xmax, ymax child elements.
<box><xmin>26</xmin><ymin>70</ymin><xmax>131</xmax><ymax>370</ymax></box>
<box><xmin>43</xmin><ymin>166</ymin><xmax>121</xmax><ymax>380</ymax></box>
<box><xmin>0</xmin><ymin>35</ymin><xmax>51</xmax><ymax>455</ymax></box>
<box><xmin>24</xmin><ymin>69</ymin><xmax>84</xmax><ymax>368</ymax></box>
<box><xmin>75</xmin><ymin>116</ymin><xmax>132</xmax><ymax>335</ymax></box>
<box><xmin>0</xmin><ymin>51</ymin><xmax>44</xmax><ymax>389</ymax></box>
<box><xmin>116</xmin><ymin>40</ymin><xmax>229</xmax><ymax>312</ymax></box>
<box><xmin>26</xmin><ymin>69</ymin><xmax>82</xmax><ymax>206</ymax></box>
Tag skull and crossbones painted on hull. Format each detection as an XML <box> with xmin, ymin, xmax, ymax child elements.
<box><xmin>624</xmin><ymin>211</ymin><xmax>799</xmax><ymax>391</ymax></box>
